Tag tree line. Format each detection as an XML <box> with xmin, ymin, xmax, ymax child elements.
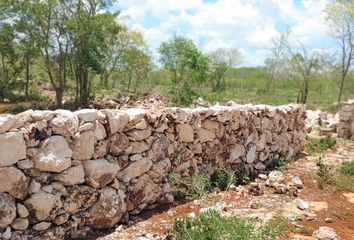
<box><xmin>0</xmin><ymin>0</ymin><xmax>353</xmax><ymax>109</ymax></box>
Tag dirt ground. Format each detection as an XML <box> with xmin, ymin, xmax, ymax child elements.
<box><xmin>86</xmin><ymin>136</ymin><xmax>354</xmax><ymax>240</ymax></box>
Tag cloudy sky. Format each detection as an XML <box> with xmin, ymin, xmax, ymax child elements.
<box><xmin>115</xmin><ymin>0</ymin><xmax>334</xmax><ymax>66</ymax></box>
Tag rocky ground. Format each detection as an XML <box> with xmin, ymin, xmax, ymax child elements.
<box><xmin>89</xmin><ymin>135</ymin><xmax>354</xmax><ymax>240</ymax></box>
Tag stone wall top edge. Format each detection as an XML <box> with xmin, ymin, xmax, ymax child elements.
<box><xmin>0</xmin><ymin>103</ymin><xmax>305</xmax><ymax>118</ymax></box>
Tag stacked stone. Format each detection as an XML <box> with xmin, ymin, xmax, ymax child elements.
<box><xmin>0</xmin><ymin>104</ymin><xmax>306</xmax><ymax>239</ymax></box>
<box><xmin>338</xmin><ymin>100</ymin><xmax>354</xmax><ymax>139</ymax></box>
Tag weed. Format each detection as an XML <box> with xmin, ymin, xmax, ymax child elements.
<box><xmin>306</xmin><ymin>136</ymin><xmax>337</xmax><ymax>155</ymax></box>
<box><xmin>169</xmin><ymin>173</ymin><xmax>211</xmax><ymax>199</ymax></box>
<box><xmin>266</xmin><ymin>157</ymin><xmax>289</xmax><ymax>171</ymax></box>
<box><xmin>210</xmin><ymin>166</ymin><xmax>235</xmax><ymax>191</ymax></box>
<box><xmin>316</xmin><ymin>158</ymin><xmax>354</xmax><ymax>191</ymax></box>
<box><xmin>235</xmin><ymin>170</ymin><xmax>250</xmax><ymax>185</ymax></box>
<box><xmin>173</xmin><ymin>210</ymin><xmax>289</xmax><ymax>240</ymax></box>
<box><xmin>340</xmin><ymin>161</ymin><xmax>354</xmax><ymax>176</ymax></box>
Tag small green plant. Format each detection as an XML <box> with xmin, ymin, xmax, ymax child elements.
<box><xmin>306</xmin><ymin>136</ymin><xmax>336</xmax><ymax>155</ymax></box>
<box><xmin>173</xmin><ymin>210</ymin><xmax>289</xmax><ymax>240</ymax></box>
<box><xmin>169</xmin><ymin>173</ymin><xmax>211</xmax><ymax>199</ymax></box>
<box><xmin>266</xmin><ymin>157</ymin><xmax>289</xmax><ymax>171</ymax></box>
<box><xmin>316</xmin><ymin>158</ymin><xmax>354</xmax><ymax>191</ymax></box>
<box><xmin>235</xmin><ymin>170</ymin><xmax>250</xmax><ymax>185</ymax></box>
<box><xmin>210</xmin><ymin>166</ymin><xmax>235</xmax><ymax>191</ymax></box>
<box><xmin>340</xmin><ymin>161</ymin><xmax>354</xmax><ymax>176</ymax></box>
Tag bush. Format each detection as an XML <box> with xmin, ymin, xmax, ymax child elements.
<box><xmin>169</xmin><ymin>173</ymin><xmax>211</xmax><ymax>199</ymax></box>
<box><xmin>210</xmin><ymin>166</ymin><xmax>235</xmax><ymax>191</ymax></box>
<box><xmin>340</xmin><ymin>161</ymin><xmax>354</xmax><ymax>176</ymax></box>
<box><xmin>306</xmin><ymin>136</ymin><xmax>336</xmax><ymax>155</ymax></box>
<box><xmin>235</xmin><ymin>170</ymin><xmax>250</xmax><ymax>185</ymax></box>
<box><xmin>173</xmin><ymin>210</ymin><xmax>289</xmax><ymax>240</ymax></box>
<box><xmin>266</xmin><ymin>157</ymin><xmax>289</xmax><ymax>171</ymax></box>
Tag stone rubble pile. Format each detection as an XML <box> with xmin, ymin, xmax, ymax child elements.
<box><xmin>0</xmin><ymin>104</ymin><xmax>306</xmax><ymax>239</ymax></box>
<box><xmin>338</xmin><ymin>100</ymin><xmax>354</xmax><ymax>139</ymax></box>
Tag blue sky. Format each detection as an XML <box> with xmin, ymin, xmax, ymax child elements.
<box><xmin>115</xmin><ymin>0</ymin><xmax>334</xmax><ymax>66</ymax></box>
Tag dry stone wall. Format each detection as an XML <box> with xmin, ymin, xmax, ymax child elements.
<box><xmin>338</xmin><ymin>100</ymin><xmax>354</xmax><ymax>139</ymax></box>
<box><xmin>0</xmin><ymin>104</ymin><xmax>306</xmax><ymax>239</ymax></box>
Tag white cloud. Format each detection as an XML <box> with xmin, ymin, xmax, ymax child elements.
<box><xmin>118</xmin><ymin>0</ymin><xmax>333</xmax><ymax>66</ymax></box>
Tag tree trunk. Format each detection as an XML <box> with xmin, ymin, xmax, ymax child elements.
<box><xmin>55</xmin><ymin>88</ymin><xmax>63</xmax><ymax>109</ymax></box>
<box><xmin>338</xmin><ymin>74</ymin><xmax>345</xmax><ymax>105</ymax></box>
<box><xmin>25</xmin><ymin>56</ymin><xmax>30</xmax><ymax>98</ymax></box>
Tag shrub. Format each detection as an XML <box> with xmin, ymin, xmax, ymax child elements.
<box><xmin>340</xmin><ymin>161</ymin><xmax>354</xmax><ymax>176</ymax></box>
<box><xmin>173</xmin><ymin>210</ymin><xmax>289</xmax><ymax>240</ymax></box>
<box><xmin>266</xmin><ymin>157</ymin><xmax>289</xmax><ymax>171</ymax></box>
<box><xmin>210</xmin><ymin>166</ymin><xmax>235</xmax><ymax>191</ymax></box>
<box><xmin>235</xmin><ymin>170</ymin><xmax>250</xmax><ymax>185</ymax></box>
<box><xmin>306</xmin><ymin>136</ymin><xmax>336</xmax><ymax>155</ymax></box>
<box><xmin>169</xmin><ymin>173</ymin><xmax>211</xmax><ymax>199</ymax></box>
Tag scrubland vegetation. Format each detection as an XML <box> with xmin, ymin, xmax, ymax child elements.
<box><xmin>0</xmin><ymin>0</ymin><xmax>353</xmax><ymax>113</ymax></box>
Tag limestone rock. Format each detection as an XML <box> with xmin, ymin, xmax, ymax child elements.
<box><xmin>33</xmin><ymin>221</ymin><xmax>51</xmax><ymax>231</ymax></box>
<box><xmin>229</xmin><ymin>144</ymin><xmax>245</xmax><ymax>162</ymax></box>
<box><xmin>312</xmin><ymin>226</ymin><xmax>340</xmax><ymax>240</ymax></box>
<box><xmin>2</xmin><ymin>226</ymin><xmax>11</xmax><ymax>240</ymax></box>
<box><xmin>54</xmin><ymin>164</ymin><xmax>85</xmax><ymax>186</ymax></box>
<box><xmin>292</xmin><ymin>176</ymin><xmax>304</xmax><ymax>189</ymax></box>
<box><xmin>82</xmin><ymin>159</ymin><xmax>120</xmax><ymax>188</ymax></box>
<box><xmin>11</xmin><ymin>218</ymin><xmax>29</xmax><ymax>230</ymax></box>
<box><xmin>0</xmin><ymin>132</ymin><xmax>26</xmax><ymax>167</ymax></box>
<box><xmin>117</xmin><ymin>157</ymin><xmax>153</xmax><ymax>182</ymax></box>
<box><xmin>85</xmin><ymin>187</ymin><xmax>126</xmax><ymax>229</ymax></box>
<box><xmin>72</xmin><ymin>131</ymin><xmax>95</xmax><ymax>160</ymax></box>
<box><xmin>197</xmin><ymin>128</ymin><xmax>215</xmax><ymax>142</ymax></box>
<box><xmin>53</xmin><ymin>213</ymin><xmax>70</xmax><ymax>225</ymax></box>
<box><xmin>268</xmin><ymin>170</ymin><xmax>284</xmax><ymax>185</ymax></box>
<box><xmin>17</xmin><ymin>159</ymin><xmax>33</xmax><ymax>170</ymax></box>
<box><xmin>104</xmin><ymin>110</ymin><xmax>129</xmax><ymax>134</ymax></box>
<box><xmin>78</xmin><ymin>122</ymin><xmax>93</xmax><ymax>132</ymax></box>
<box><xmin>24</xmin><ymin>191</ymin><xmax>63</xmax><ymax>221</ymax></box>
<box><xmin>28</xmin><ymin>180</ymin><xmax>41</xmax><ymax>194</ymax></box>
<box><xmin>49</xmin><ymin>110</ymin><xmax>79</xmax><ymax>137</ymax></box>
<box><xmin>0</xmin><ymin>114</ymin><xmax>16</xmax><ymax>133</ymax></box>
<box><xmin>246</xmin><ymin>145</ymin><xmax>257</xmax><ymax>163</ymax></box>
<box><xmin>17</xmin><ymin>203</ymin><xmax>29</xmax><ymax>218</ymax></box>
<box><xmin>94</xmin><ymin>140</ymin><xmax>110</xmax><ymax>158</ymax></box>
<box><xmin>63</xmin><ymin>186</ymin><xmax>98</xmax><ymax>214</ymax></box>
<box><xmin>0</xmin><ymin>166</ymin><xmax>28</xmax><ymax>199</ymax></box>
<box><xmin>130</xmin><ymin>141</ymin><xmax>149</xmax><ymax>154</ymax></box>
<box><xmin>93</xmin><ymin>122</ymin><xmax>106</xmax><ymax>141</ymax></box>
<box><xmin>130</xmin><ymin>174</ymin><xmax>161</xmax><ymax>209</ymax></box>
<box><xmin>109</xmin><ymin>133</ymin><xmax>129</xmax><ymax>155</ymax></box>
<box><xmin>296</xmin><ymin>198</ymin><xmax>309</xmax><ymax>210</ymax></box>
<box><xmin>177</xmin><ymin>124</ymin><xmax>194</xmax><ymax>142</ymax></box>
<box><xmin>75</xmin><ymin>109</ymin><xmax>98</xmax><ymax>122</ymax></box>
<box><xmin>32</xmin><ymin>136</ymin><xmax>72</xmax><ymax>173</ymax></box>
<box><xmin>0</xmin><ymin>193</ymin><xmax>16</xmax><ymax>229</ymax></box>
<box><xmin>126</xmin><ymin>129</ymin><xmax>152</xmax><ymax>141</ymax></box>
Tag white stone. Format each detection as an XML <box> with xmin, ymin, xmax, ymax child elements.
<box><xmin>268</xmin><ymin>170</ymin><xmax>284</xmax><ymax>185</ymax></box>
<box><xmin>11</xmin><ymin>218</ymin><xmax>29</xmax><ymax>230</ymax></box>
<box><xmin>2</xmin><ymin>226</ymin><xmax>11</xmax><ymax>240</ymax></box>
<box><xmin>17</xmin><ymin>203</ymin><xmax>29</xmax><ymax>218</ymax></box>
<box><xmin>78</xmin><ymin>122</ymin><xmax>93</xmax><ymax>132</ymax></box>
<box><xmin>0</xmin><ymin>167</ymin><xmax>28</xmax><ymax>199</ymax></box>
<box><xmin>296</xmin><ymin>198</ymin><xmax>309</xmax><ymax>210</ymax></box>
<box><xmin>0</xmin><ymin>115</ymin><xmax>16</xmax><ymax>133</ymax></box>
<box><xmin>0</xmin><ymin>132</ymin><xmax>26</xmax><ymax>167</ymax></box>
<box><xmin>32</xmin><ymin>136</ymin><xmax>72</xmax><ymax>173</ymax></box>
<box><xmin>28</xmin><ymin>180</ymin><xmax>41</xmax><ymax>194</ymax></box>
<box><xmin>0</xmin><ymin>193</ymin><xmax>16</xmax><ymax>229</ymax></box>
<box><xmin>75</xmin><ymin>109</ymin><xmax>98</xmax><ymax>122</ymax></box>
<box><xmin>82</xmin><ymin>159</ymin><xmax>121</xmax><ymax>188</ymax></box>
<box><xmin>104</xmin><ymin>110</ymin><xmax>129</xmax><ymax>134</ymax></box>
<box><xmin>246</xmin><ymin>145</ymin><xmax>257</xmax><ymax>163</ymax></box>
<box><xmin>49</xmin><ymin>110</ymin><xmax>79</xmax><ymax>137</ymax></box>
<box><xmin>54</xmin><ymin>164</ymin><xmax>85</xmax><ymax>186</ymax></box>
<box><xmin>126</xmin><ymin>129</ymin><xmax>152</xmax><ymax>141</ymax></box>
<box><xmin>93</xmin><ymin>122</ymin><xmax>106</xmax><ymax>141</ymax></box>
<box><xmin>292</xmin><ymin>176</ymin><xmax>304</xmax><ymax>189</ymax></box>
<box><xmin>72</xmin><ymin>131</ymin><xmax>95</xmax><ymax>160</ymax></box>
<box><xmin>33</xmin><ymin>221</ymin><xmax>51</xmax><ymax>231</ymax></box>
<box><xmin>24</xmin><ymin>191</ymin><xmax>63</xmax><ymax>221</ymax></box>
<box><xmin>117</xmin><ymin>157</ymin><xmax>153</xmax><ymax>182</ymax></box>
<box><xmin>17</xmin><ymin>159</ymin><xmax>33</xmax><ymax>170</ymax></box>
<box><xmin>229</xmin><ymin>144</ymin><xmax>245</xmax><ymax>162</ymax></box>
<box><xmin>313</xmin><ymin>226</ymin><xmax>340</xmax><ymax>240</ymax></box>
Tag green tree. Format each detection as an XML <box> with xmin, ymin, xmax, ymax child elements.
<box><xmin>325</xmin><ymin>0</ymin><xmax>354</xmax><ymax>105</ymax></box>
<box><xmin>209</xmin><ymin>48</ymin><xmax>243</xmax><ymax>91</ymax></box>
<box><xmin>159</xmin><ymin>36</ymin><xmax>209</xmax><ymax>105</ymax></box>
